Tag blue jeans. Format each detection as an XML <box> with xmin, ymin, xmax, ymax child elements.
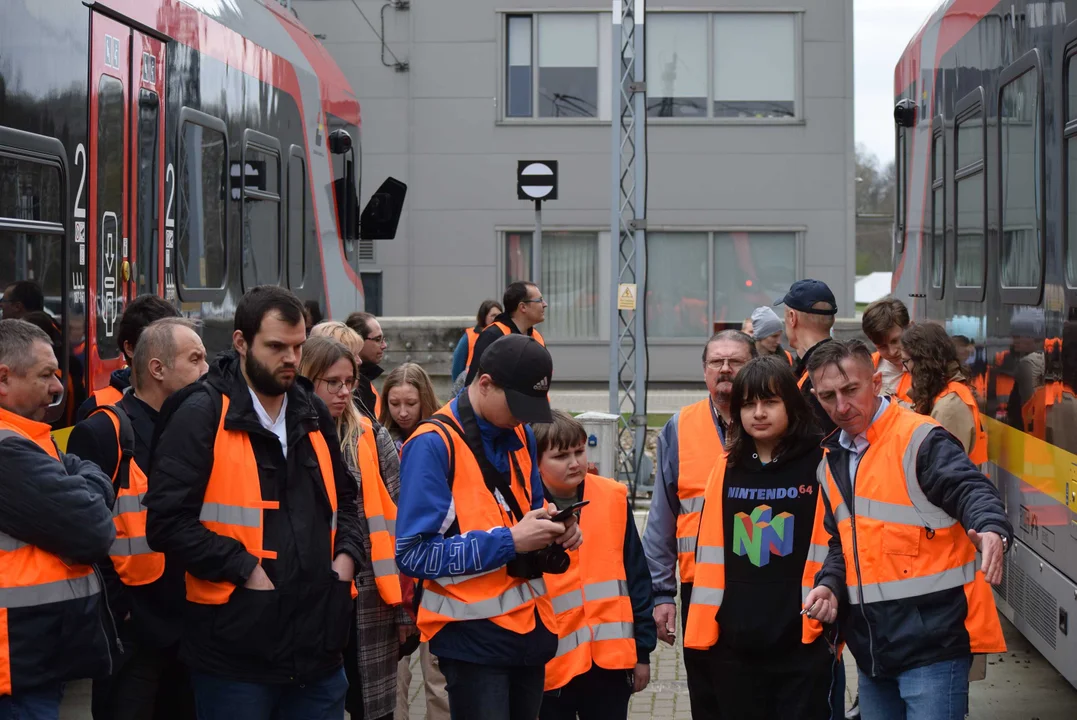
<box><xmin>0</xmin><ymin>683</ymin><xmax>64</xmax><ymax>720</ymax></box>
<box><xmin>191</xmin><ymin>668</ymin><xmax>348</xmax><ymax>720</ymax></box>
<box><xmin>439</xmin><ymin>656</ymin><xmax>545</xmax><ymax>720</ymax></box>
<box><xmin>857</xmin><ymin>656</ymin><xmax>971</xmax><ymax>720</ymax></box>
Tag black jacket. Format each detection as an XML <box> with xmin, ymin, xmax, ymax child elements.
<box><xmin>355</xmin><ymin>363</ymin><xmax>384</xmax><ymax>420</ymax></box>
<box><xmin>0</xmin><ymin>417</ymin><xmax>116</xmax><ymax>691</ymax></box>
<box><xmin>815</xmin><ymin>408</ymin><xmax>1013</xmax><ymax>678</ymax></box>
<box><xmin>144</xmin><ymin>351</ymin><xmax>365</xmax><ymax>683</ymax></box>
<box><xmin>794</xmin><ymin>339</ymin><xmax>838</xmax><ymax>436</ymax></box>
<box><xmin>75</xmin><ymin>367</ymin><xmax>131</xmax><ymax>423</ymax></box>
<box><xmin>68</xmin><ymin>393</ymin><xmax>186</xmax><ymax>650</ymax></box>
<box><xmin>463</xmin><ymin>313</ymin><xmax>541</xmax><ymax>386</ymax></box>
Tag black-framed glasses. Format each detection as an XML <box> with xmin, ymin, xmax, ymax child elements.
<box><xmin>318</xmin><ymin>377</ymin><xmax>357</xmax><ymax>394</ymax></box>
<box><xmin>522</xmin><ymin>297</ymin><xmax>546</xmax><ymax>305</ymax></box>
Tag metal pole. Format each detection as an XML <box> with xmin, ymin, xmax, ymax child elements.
<box><xmin>534</xmin><ymin>199</ymin><xmax>543</xmax><ymax>284</ymax></box>
<box><xmin>631</xmin><ymin>1</ymin><xmax>647</xmax><ymax>501</ymax></box>
<box><xmin>609</xmin><ymin>5</ymin><xmax>623</xmax><ymax>421</ymax></box>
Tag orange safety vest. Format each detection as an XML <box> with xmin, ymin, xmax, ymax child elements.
<box><xmin>407</xmin><ymin>403</ymin><xmax>554</xmax><ymax>642</ymax></box>
<box><xmin>674</xmin><ymin>399</ymin><xmax>723</xmax><ymax>585</ymax></box>
<box><xmin>685</xmin><ymin>454</ymin><xmax>824</xmax><ymax>649</ymax></box>
<box><xmin>356</xmin><ymin>415</ymin><xmax>401</xmax><ymax>605</ymax></box>
<box><xmin>491</xmin><ymin>321</ymin><xmax>546</xmax><ymax>347</ymax></box>
<box><xmin>186</xmin><ymin>394</ymin><xmax>356</xmax><ymax>604</ymax></box>
<box><xmin>806</xmin><ymin>404</ymin><xmax>1005</xmax><ymax>655</ymax></box>
<box><xmin>464</xmin><ymin>327</ymin><xmax>481</xmax><ymax>371</ymax></box>
<box><xmin>936</xmin><ymin>382</ymin><xmax>988</xmax><ymax>465</ymax></box>
<box><xmin>0</xmin><ymin>408</ymin><xmax>104</xmax><ymax>696</ymax></box>
<box><xmin>91</xmin><ymin>384</ymin><xmax>124</xmax><ymax>408</ymax></box>
<box><xmin>544</xmin><ymin>475</ymin><xmax>636</xmax><ymax>691</ymax></box>
<box><xmin>89</xmin><ymin>405</ymin><xmax>166</xmax><ymax>587</ymax></box>
<box><xmin>872</xmin><ymin>351</ymin><xmax>913</xmax><ymax>404</ymax></box>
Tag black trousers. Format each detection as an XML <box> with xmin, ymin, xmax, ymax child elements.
<box><xmin>680</xmin><ymin>583</ymin><xmax>721</xmax><ymax>720</ymax></box>
<box><xmin>91</xmin><ymin>640</ymin><xmax>194</xmax><ymax>720</ymax></box>
<box><xmin>710</xmin><ymin>651</ymin><xmax>834</xmax><ymax>720</ymax></box>
<box><xmin>439</xmin><ymin>657</ymin><xmax>545</xmax><ymax>720</ymax></box>
<box><xmin>539</xmin><ymin>667</ymin><xmax>633</xmax><ymax>720</ymax></box>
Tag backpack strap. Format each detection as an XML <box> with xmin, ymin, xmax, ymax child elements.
<box><xmin>89</xmin><ymin>404</ymin><xmax>136</xmax><ymax>489</ymax></box>
<box><xmin>417</xmin><ymin>413</ymin><xmax>461</xmax><ymax>537</ymax></box>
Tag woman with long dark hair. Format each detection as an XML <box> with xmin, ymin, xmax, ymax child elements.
<box><xmin>684</xmin><ymin>355</ymin><xmax>840</xmax><ymax>720</ymax></box>
<box><xmin>900</xmin><ymin>322</ymin><xmax>987</xmax><ymax>463</ymax></box>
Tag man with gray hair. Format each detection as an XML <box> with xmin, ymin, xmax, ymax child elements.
<box><xmin>68</xmin><ymin>317</ymin><xmax>208</xmax><ymax>720</ymax></box>
<box><xmin>641</xmin><ymin>330</ymin><xmax>757</xmax><ymax>719</ymax></box>
<box><xmin>0</xmin><ymin>319</ymin><xmax>116</xmax><ymax>718</ymax></box>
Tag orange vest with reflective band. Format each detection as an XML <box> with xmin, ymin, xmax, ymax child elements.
<box><xmin>91</xmin><ymin>384</ymin><xmax>124</xmax><ymax>408</ymax></box>
<box><xmin>357</xmin><ymin>415</ymin><xmax>401</xmax><ymax>605</ymax></box>
<box><xmin>797</xmin><ymin>369</ymin><xmax>809</xmax><ymax>389</ymax></box>
<box><xmin>685</xmin><ymin>455</ymin><xmax>822</xmax><ymax>649</ymax></box>
<box><xmin>0</xmin><ymin>408</ymin><xmax>103</xmax><ymax>696</ymax></box>
<box><xmin>936</xmin><ymin>382</ymin><xmax>988</xmax><ymax>465</ymax></box>
<box><xmin>186</xmin><ymin>394</ymin><xmax>356</xmax><ymax>604</ymax></box>
<box><xmin>872</xmin><ymin>351</ymin><xmax>913</xmax><ymax>404</ymax></box>
<box><xmin>90</xmin><ymin>406</ymin><xmax>166</xmax><ymax>587</ymax></box>
<box><xmin>806</xmin><ymin>403</ymin><xmax>1005</xmax><ymax>655</ymax></box>
<box><xmin>407</xmin><ymin>403</ymin><xmax>554</xmax><ymax>642</ymax></box>
<box><xmin>674</xmin><ymin>399</ymin><xmax>722</xmax><ymax>584</ymax></box>
<box><xmin>544</xmin><ymin>475</ymin><xmax>636</xmax><ymax>691</ymax></box>
<box><xmin>491</xmin><ymin>321</ymin><xmax>545</xmax><ymax>347</ymax></box>
<box><xmin>464</xmin><ymin>327</ymin><xmax>481</xmax><ymax>371</ymax></box>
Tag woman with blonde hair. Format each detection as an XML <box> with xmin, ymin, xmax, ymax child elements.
<box><xmin>298</xmin><ymin>336</ymin><xmax>413</xmax><ymax>720</ymax></box>
<box><xmin>379</xmin><ymin>363</ymin><xmax>443</xmax><ymax>451</ymax></box>
<box><xmin>310</xmin><ymin>320</ymin><xmax>364</xmax><ymax>357</ymax></box>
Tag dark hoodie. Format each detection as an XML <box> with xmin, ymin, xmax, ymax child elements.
<box><xmin>145</xmin><ymin>350</ymin><xmax>364</xmax><ymax>683</ymax></box>
<box><xmin>355</xmin><ymin>362</ymin><xmax>384</xmax><ymax>420</ymax></box>
<box><xmin>714</xmin><ymin>434</ymin><xmax>829</xmax><ymax>666</ymax></box>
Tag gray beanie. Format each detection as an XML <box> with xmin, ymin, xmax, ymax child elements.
<box><xmin>750</xmin><ymin>306</ymin><xmax>783</xmax><ymax>341</ymax></box>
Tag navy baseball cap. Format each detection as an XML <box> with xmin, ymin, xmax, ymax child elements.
<box><xmin>477</xmin><ymin>334</ymin><xmax>553</xmax><ymax>423</ymax></box>
<box><xmin>774</xmin><ymin>279</ymin><xmax>838</xmax><ymax>315</ymax></box>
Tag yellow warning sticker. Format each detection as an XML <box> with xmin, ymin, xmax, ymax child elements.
<box><xmin>617</xmin><ymin>283</ymin><xmax>637</xmax><ymax>311</ymax></box>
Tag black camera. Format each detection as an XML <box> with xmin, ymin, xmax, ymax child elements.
<box><xmin>506</xmin><ymin>544</ymin><xmax>571</xmax><ymax>579</ymax></box>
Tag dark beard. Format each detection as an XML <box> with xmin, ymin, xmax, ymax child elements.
<box><xmin>245</xmin><ymin>351</ymin><xmax>294</xmax><ymax>397</ymax></box>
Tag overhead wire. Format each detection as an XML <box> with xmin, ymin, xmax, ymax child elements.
<box><xmin>348</xmin><ymin>0</ymin><xmax>408</xmax><ymax>70</ymax></box>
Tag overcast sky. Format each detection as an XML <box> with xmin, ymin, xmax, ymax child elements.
<box><xmin>855</xmin><ymin>0</ymin><xmax>941</xmax><ymax>166</ymax></box>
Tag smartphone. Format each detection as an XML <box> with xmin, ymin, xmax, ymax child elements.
<box><xmin>550</xmin><ymin>500</ymin><xmax>590</xmax><ymax>523</ymax></box>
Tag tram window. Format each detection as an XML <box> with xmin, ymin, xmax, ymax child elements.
<box><xmin>287</xmin><ymin>153</ymin><xmax>306</xmax><ymax>289</ymax></box>
<box><xmin>895</xmin><ymin>129</ymin><xmax>907</xmax><ymax>253</ymax></box>
<box><xmin>954</xmin><ymin>109</ymin><xmax>985</xmax><ymax>290</ymax></box>
<box><xmin>999</xmin><ymin>69</ymin><xmax>1042</xmax><ymax>291</ymax></box>
<box><xmin>136</xmin><ymin>90</ymin><xmax>159</xmax><ymax>295</ymax></box>
<box><xmin>97</xmin><ymin>76</ymin><xmax>125</xmax><ymax>360</ymax></box>
<box><xmin>0</xmin><ymin>157</ymin><xmax>65</xmax><ymax>315</ymax></box>
<box><xmin>1068</xmin><ymin>139</ymin><xmax>1077</xmax><ymax>287</ymax></box>
<box><xmin>241</xmin><ymin>146</ymin><xmax>281</xmax><ymax>289</ymax></box>
<box><xmin>931</xmin><ymin>131</ymin><xmax>944</xmax><ymax>290</ymax></box>
<box><xmin>178</xmin><ymin>120</ymin><xmax>226</xmax><ymax>291</ymax></box>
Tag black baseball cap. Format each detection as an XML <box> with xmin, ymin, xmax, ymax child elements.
<box><xmin>774</xmin><ymin>279</ymin><xmax>838</xmax><ymax>315</ymax></box>
<box><xmin>477</xmin><ymin>334</ymin><xmax>553</xmax><ymax>423</ymax></box>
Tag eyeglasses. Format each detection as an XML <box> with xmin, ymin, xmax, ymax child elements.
<box><xmin>318</xmin><ymin>377</ymin><xmax>357</xmax><ymax>394</ymax></box>
<box><xmin>522</xmin><ymin>297</ymin><xmax>546</xmax><ymax>305</ymax></box>
<box><xmin>900</xmin><ymin>357</ymin><xmax>915</xmax><ymax>371</ymax></box>
<box><xmin>706</xmin><ymin>357</ymin><xmax>747</xmax><ymax>371</ymax></box>
<box><xmin>365</xmin><ymin>335</ymin><xmax>385</xmax><ymax>344</ymax></box>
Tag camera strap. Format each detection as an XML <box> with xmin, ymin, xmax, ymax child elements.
<box><xmin>456</xmin><ymin>392</ymin><xmax>529</xmax><ymax>525</ymax></box>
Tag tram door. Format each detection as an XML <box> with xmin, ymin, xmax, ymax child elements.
<box><xmin>88</xmin><ymin>15</ymin><xmax>167</xmax><ymax>391</ymax></box>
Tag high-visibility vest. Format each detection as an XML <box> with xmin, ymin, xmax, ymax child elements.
<box><xmin>872</xmin><ymin>351</ymin><xmax>913</xmax><ymax>405</ymax></box>
<box><xmin>936</xmin><ymin>382</ymin><xmax>988</xmax><ymax>465</ymax></box>
<box><xmin>0</xmin><ymin>408</ymin><xmax>104</xmax><ymax>696</ymax></box>
<box><xmin>406</xmin><ymin>403</ymin><xmax>554</xmax><ymax>643</ymax></box>
<box><xmin>674</xmin><ymin>399</ymin><xmax>723</xmax><ymax>585</ymax></box>
<box><xmin>463</xmin><ymin>327</ymin><xmax>481</xmax><ymax>371</ymax></box>
<box><xmin>806</xmin><ymin>403</ymin><xmax>1005</xmax><ymax>655</ymax></box>
<box><xmin>797</xmin><ymin>369</ymin><xmax>809</xmax><ymax>390</ymax></box>
<box><xmin>357</xmin><ymin>415</ymin><xmax>401</xmax><ymax>605</ymax></box>
<box><xmin>544</xmin><ymin>475</ymin><xmax>636</xmax><ymax>691</ymax></box>
<box><xmin>89</xmin><ymin>405</ymin><xmax>166</xmax><ymax>587</ymax></box>
<box><xmin>186</xmin><ymin>394</ymin><xmax>356</xmax><ymax>604</ymax></box>
<box><xmin>91</xmin><ymin>384</ymin><xmax>124</xmax><ymax>408</ymax></box>
<box><xmin>372</xmin><ymin>383</ymin><xmax>383</xmax><ymax>418</ymax></box>
<box><xmin>783</xmin><ymin>348</ymin><xmax>794</xmax><ymax>365</ymax></box>
<box><xmin>685</xmin><ymin>454</ymin><xmax>823</xmax><ymax>649</ymax></box>
<box><xmin>490</xmin><ymin>321</ymin><xmax>545</xmax><ymax>347</ymax></box>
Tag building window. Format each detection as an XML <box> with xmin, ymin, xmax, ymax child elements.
<box><xmin>646</xmin><ymin>13</ymin><xmax>797</xmax><ymax>119</ymax></box>
<box><xmin>504</xmin><ymin>13</ymin><xmax>607</xmax><ymax>120</ymax></box>
<box><xmin>178</xmin><ymin>118</ymin><xmax>227</xmax><ymax>291</ymax></box>
<box><xmin>647</xmin><ymin>231</ymin><xmax>797</xmax><ymax>337</ymax></box>
<box><xmin>954</xmin><ymin>105</ymin><xmax>985</xmax><ymax>291</ymax></box>
<box><xmin>999</xmin><ymin>66</ymin><xmax>1042</xmax><ymax>293</ymax></box>
<box><xmin>504</xmin><ymin>231</ymin><xmax>599</xmax><ymax>339</ymax></box>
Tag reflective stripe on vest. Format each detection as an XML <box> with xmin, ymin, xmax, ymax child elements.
<box><xmin>543</xmin><ymin>475</ymin><xmax>636</xmax><ymax>691</ymax></box>
<box><xmin>674</xmin><ymin>400</ymin><xmax>721</xmax><ymax>585</ymax></box>
<box><xmin>407</xmin><ymin>404</ymin><xmax>554</xmax><ymax>642</ymax></box>
<box><xmin>91</xmin><ymin>406</ymin><xmax>165</xmax><ymax>587</ymax></box>
<box><xmin>358</xmin><ymin>415</ymin><xmax>402</xmax><ymax>605</ymax></box>
<box><xmin>186</xmin><ymin>394</ymin><xmax>355</xmax><ymax>604</ymax></box>
<box><xmin>817</xmin><ymin>403</ymin><xmax>1005</xmax><ymax>654</ymax></box>
<box><xmin>0</xmin><ymin>571</ymin><xmax>101</xmax><ymax>609</ymax></box>
<box><xmin>685</xmin><ymin>453</ymin><xmax>819</xmax><ymax>650</ymax></box>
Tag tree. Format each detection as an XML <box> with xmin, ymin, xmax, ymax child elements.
<box><xmin>856</xmin><ymin>145</ymin><xmax>896</xmax><ymax>275</ymax></box>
